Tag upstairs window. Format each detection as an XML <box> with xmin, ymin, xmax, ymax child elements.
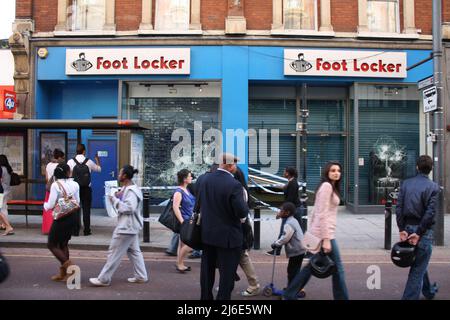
<box><xmin>155</xmin><ymin>0</ymin><xmax>190</xmax><ymax>31</ymax></box>
<box><xmin>367</xmin><ymin>0</ymin><xmax>399</xmax><ymax>33</ymax></box>
<box><xmin>67</xmin><ymin>0</ymin><xmax>106</xmax><ymax>31</ymax></box>
<box><xmin>283</xmin><ymin>0</ymin><xmax>317</xmax><ymax>31</ymax></box>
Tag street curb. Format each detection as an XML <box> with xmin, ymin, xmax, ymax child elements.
<box><xmin>0</xmin><ymin>241</ymin><xmax>166</xmax><ymax>253</ymax></box>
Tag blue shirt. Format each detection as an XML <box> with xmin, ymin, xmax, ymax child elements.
<box><xmin>175</xmin><ymin>187</ymin><xmax>196</xmax><ymax>220</ymax></box>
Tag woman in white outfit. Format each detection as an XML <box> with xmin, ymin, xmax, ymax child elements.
<box><xmin>90</xmin><ymin>164</ymin><xmax>148</xmax><ymax>286</ymax></box>
<box><xmin>0</xmin><ymin>155</ymin><xmax>14</xmax><ymax>236</ymax></box>
<box><xmin>44</xmin><ymin>163</ymin><xmax>80</xmax><ymax>281</ymax></box>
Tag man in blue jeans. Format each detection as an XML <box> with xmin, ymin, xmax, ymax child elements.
<box><xmin>396</xmin><ymin>155</ymin><xmax>440</xmax><ymax>300</ymax></box>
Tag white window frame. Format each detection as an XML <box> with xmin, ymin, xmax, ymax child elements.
<box><xmin>271</xmin><ymin>0</ymin><xmax>334</xmax><ymax>37</ymax></box>
<box><xmin>358</xmin><ymin>0</ymin><xmax>419</xmax><ymax>39</ymax></box>
<box><xmin>139</xmin><ymin>0</ymin><xmax>202</xmax><ymax>35</ymax></box>
<box><xmin>283</xmin><ymin>0</ymin><xmax>318</xmax><ymax>32</ymax></box>
<box><xmin>54</xmin><ymin>0</ymin><xmax>116</xmax><ymax>36</ymax></box>
<box><xmin>367</xmin><ymin>0</ymin><xmax>400</xmax><ymax>34</ymax></box>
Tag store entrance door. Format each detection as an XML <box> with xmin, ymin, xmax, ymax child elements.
<box><xmin>88</xmin><ymin>139</ymin><xmax>117</xmax><ymax>208</ymax></box>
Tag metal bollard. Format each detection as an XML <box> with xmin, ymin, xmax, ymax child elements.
<box><xmin>253</xmin><ymin>207</ymin><xmax>261</xmax><ymax>250</ymax></box>
<box><xmin>143</xmin><ymin>191</ymin><xmax>150</xmax><ymax>243</ymax></box>
<box><xmin>384</xmin><ymin>199</ymin><xmax>392</xmax><ymax>250</ymax></box>
<box><xmin>299</xmin><ymin>203</ymin><xmax>308</xmax><ymax>233</ymax></box>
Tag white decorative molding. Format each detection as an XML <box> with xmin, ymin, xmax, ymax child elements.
<box><xmin>357</xmin><ymin>31</ymin><xmax>420</xmax><ymax>39</ymax></box>
<box><xmin>54</xmin><ymin>30</ymin><xmax>117</xmax><ymax>37</ymax></box>
<box><xmin>139</xmin><ymin>0</ymin><xmax>153</xmax><ymax>31</ymax></box>
<box><xmin>403</xmin><ymin>0</ymin><xmax>418</xmax><ymax>35</ymax></box>
<box><xmin>225</xmin><ymin>16</ymin><xmax>247</xmax><ymax>34</ymax></box>
<box><xmin>137</xmin><ymin>29</ymin><xmax>203</xmax><ymax>35</ymax></box>
<box><xmin>271</xmin><ymin>29</ymin><xmax>335</xmax><ymax>37</ymax></box>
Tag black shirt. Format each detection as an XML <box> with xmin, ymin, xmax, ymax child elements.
<box><xmin>284</xmin><ymin>179</ymin><xmax>300</xmax><ymax>207</ymax></box>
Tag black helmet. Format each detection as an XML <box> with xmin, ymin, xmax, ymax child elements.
<box><xmin>391</xmin><ymin>241</ymin><xmax>416</xmax><ymax>268</ymax></box>
<box><xmin>310</xmin><ymin>250</ymin><xmax>337</xmax><ymax>279</ymax></box>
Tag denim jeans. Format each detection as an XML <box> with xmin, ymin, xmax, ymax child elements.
<box><xmin>283</xmin><ymin>239</ymin><xmax>349</xmax><ymax>300</ymax></box>
<box><xmin>402</xmin><ymin>225</ymin><xmax>437</xmax><ymax>300</ymax></box>
<box><xmin>166</xmin><ymin>233</ymin><xmax>180</xmax><ymax>254</ymax></box>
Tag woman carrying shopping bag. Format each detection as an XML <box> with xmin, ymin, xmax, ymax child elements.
<box><xmin>89</xmin><ymin>165</ymin><xmax>148</xmax><ymax>286</ymax></box>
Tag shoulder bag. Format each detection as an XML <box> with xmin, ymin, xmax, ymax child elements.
<box><xmin>302</xmin><ymin>208</ymin><xmax>322</xmax><ymax>253</ymax></box>
<box><xmin>52</xmin><ymin>181</ymin><xmax>80</xmax><ymax>220</ymax></box>
<box><xmin>158</xmin><ymin>196</ymin><xmax>181</xmax><ymax>233</ymax></box>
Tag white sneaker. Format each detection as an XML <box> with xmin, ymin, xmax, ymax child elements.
<box><xmin>89</xmin><ymin>278</ymin><xmax>110</xmax><ymax>287</ymax></box>
<box><xmin>127</xmin><ymin>277</ymin><xmax>148</xmax><ymax>284</ymax></box>
<box><xmin>241</xmin><ymin>285</ymin><xmax>260</xmax><ymax>297</ymax></box>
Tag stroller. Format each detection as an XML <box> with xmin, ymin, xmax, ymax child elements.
<box><xmin>263</xmin><ymin>249</ymin><xmax>306</xmax><ymax>299</ymax></box>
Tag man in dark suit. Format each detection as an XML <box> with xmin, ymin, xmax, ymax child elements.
<box><xmin>198</xmin><ymin>154</ymin><xmax>249</xmax><ymax>300</ymax></box>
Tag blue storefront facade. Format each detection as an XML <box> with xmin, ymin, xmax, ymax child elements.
<box><xmin>33</xmin><ymin>45</ymin><xmax>432</xmax><ymax>212</ymax></box>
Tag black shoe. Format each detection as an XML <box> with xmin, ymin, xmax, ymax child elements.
<box><xmin>84</xmin><ymin>231</ymin><xmax>92</xmax><ymax>236</ymax></box>
<box><xmin>425</xmin><ymin>283</ymin><xmax>439</xmax><ymax>300</ymax></box>
<box><xmin>165</xmin><ymin>251</ymin><xmax>177</xmax><ymax>257</ymax></box>
<box><xmin>265</xmin><ymin>249</ymin><xmax>281</xmax><ymax>256</ymax></box>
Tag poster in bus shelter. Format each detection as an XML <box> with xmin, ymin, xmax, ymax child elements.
<box><xmin>0</xmin><ymin>132</ymin><xmax>25</xmax><ymax>175</ymax></box>
<box><xmin>39</xmin><ymin>132</ymin><xmax>68</xmax><ymax>177</ymax></box>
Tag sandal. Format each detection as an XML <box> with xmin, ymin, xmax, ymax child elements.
<box><xmin>175</xmin><ymin>266</ymin><xmax>191</xmax><ymax>273</ymax></box>
<box><xmin>2</xmin><ymin>229</ymin><xmax>15</xmax><ymax>236</ymax></box>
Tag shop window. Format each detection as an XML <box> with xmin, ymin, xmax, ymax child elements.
<box><xmin>155</xmin><ymin>0</ymin><xmax>190</xmax><ymax>31</ymax></box>
<box><xmin>367</xmin><ymin>0</ymin><xmax>399</xmax><ymax>33</ymax></box>
<box><xmin>67</xmin><ymin>0</ymin><xmax>106</xmax><ymax>31</ymax></box>
<box><xmin>356</xmin><ymin>85</ymin><xmax>420</xmax><ymax>206</ymax></box>
<box><xmin>283</xmin><ymin>0</ymin><xmax>317</xmax><ymax>31</ymax></box>
<box><xmin>122</xmin><ymin>82</ymin><xmax>220</xmax><ymax>196</ymax></box>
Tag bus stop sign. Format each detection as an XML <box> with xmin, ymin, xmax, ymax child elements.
<box><xmin>423</xmin><ymin>86</ymin><xmax>437</xmax><ymax>113</ymax></box>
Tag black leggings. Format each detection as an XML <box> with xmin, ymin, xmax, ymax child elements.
<box><xmin>287</xmin><ymin>254</ymin><xmax>305</xmax><ymax>286</ymax></box>
<box><xmin>47</xmin><ymin>241</ymin><xmax>70</xmax><ymax>265</ymax></box>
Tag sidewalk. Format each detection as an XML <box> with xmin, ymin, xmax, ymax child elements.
<box><xmin>1</xmin><ymin>207</ymin><xmax>449</xmax><ymax>252</ymax></box>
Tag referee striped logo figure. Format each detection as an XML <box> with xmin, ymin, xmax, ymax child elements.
<box><xmin>290</xmin><ymin>53</ymin><xmax>312</xmax><ymax>72</ymax></box>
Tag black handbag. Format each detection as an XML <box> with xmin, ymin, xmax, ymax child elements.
<box><xmin>9</xmin><ymin>172</ymin><xmax>21</xmax><ymax>186</ymax></box>
<box><xmin>158</xmin><ymin>196</ymin><xmax>181</xmax><ymax>233</ymax></box>
<box><xmin>180</xmin><ymin>212</ymin><xmax>202</xmax><ymax>250</ymax></box>
<box><xmin>0</xmin><ymin>252</ymin><xmax>10</xmax><ymax>284</ymax></box>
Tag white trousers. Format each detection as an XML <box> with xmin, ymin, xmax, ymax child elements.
<box><xmin>98</xmin><ymin>232</ymin><xmax>148</xmax><ymax>284</ymax></box>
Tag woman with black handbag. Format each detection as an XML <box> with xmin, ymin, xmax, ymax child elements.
<box><xmin>44</xmin><ymin>163</ymin><xmax>80</xmax><ymax>282</ymax></box>
<box><xmin>173</xmin><ymin>169</ymin><xmax>196</xmax><ymax>273</ymax></box>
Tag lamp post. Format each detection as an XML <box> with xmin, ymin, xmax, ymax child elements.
<box><xmin>432</xmin><ymin>0</ymin><xmax>445</xmax><ymax>246</ymax></box>
<box><xmin>297</xmin><ymin>84</ymin><xmax>309</xmax><ymax>232</ymax></box>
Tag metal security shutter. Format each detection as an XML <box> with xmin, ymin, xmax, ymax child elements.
<box><xmin>306</xmin><ymin>100</ymin><xmax>346</xmax><ymax>197</ymax></box>
<box><xmin>249</xmin><ymin>99</ymin><xmax>296</xmax><ymax>132</ymax></box>
<box><xmin>307</xmin><ymin>135</ymin><xmax>346</xmax><ymax>194</ymax></box>
<box><xmin>249</xmin><ymin>99</ymin><xmax>296</xmax><ymax>176</ymax></box>
<box><xmin>358</xmin><ymin>100</ymin><xmax>419</xmax><ymax>205</ymax></box>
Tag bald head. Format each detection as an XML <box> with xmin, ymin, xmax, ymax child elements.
<box><xmin>219</xmin><ymin>153</ymin><xmax>239</xmax><ymax>174</ymax></box>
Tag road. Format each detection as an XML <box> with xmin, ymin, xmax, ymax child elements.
<box><xmin>1</xmin><ymin>247</ymin><xmax>449</xmax><ymax>300</ymax></box>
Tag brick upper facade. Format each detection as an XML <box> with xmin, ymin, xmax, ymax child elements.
<box><xmin>14</xmin><ymin>0</ymin><xmax>440</xmax><ymax>38</ymax></box>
